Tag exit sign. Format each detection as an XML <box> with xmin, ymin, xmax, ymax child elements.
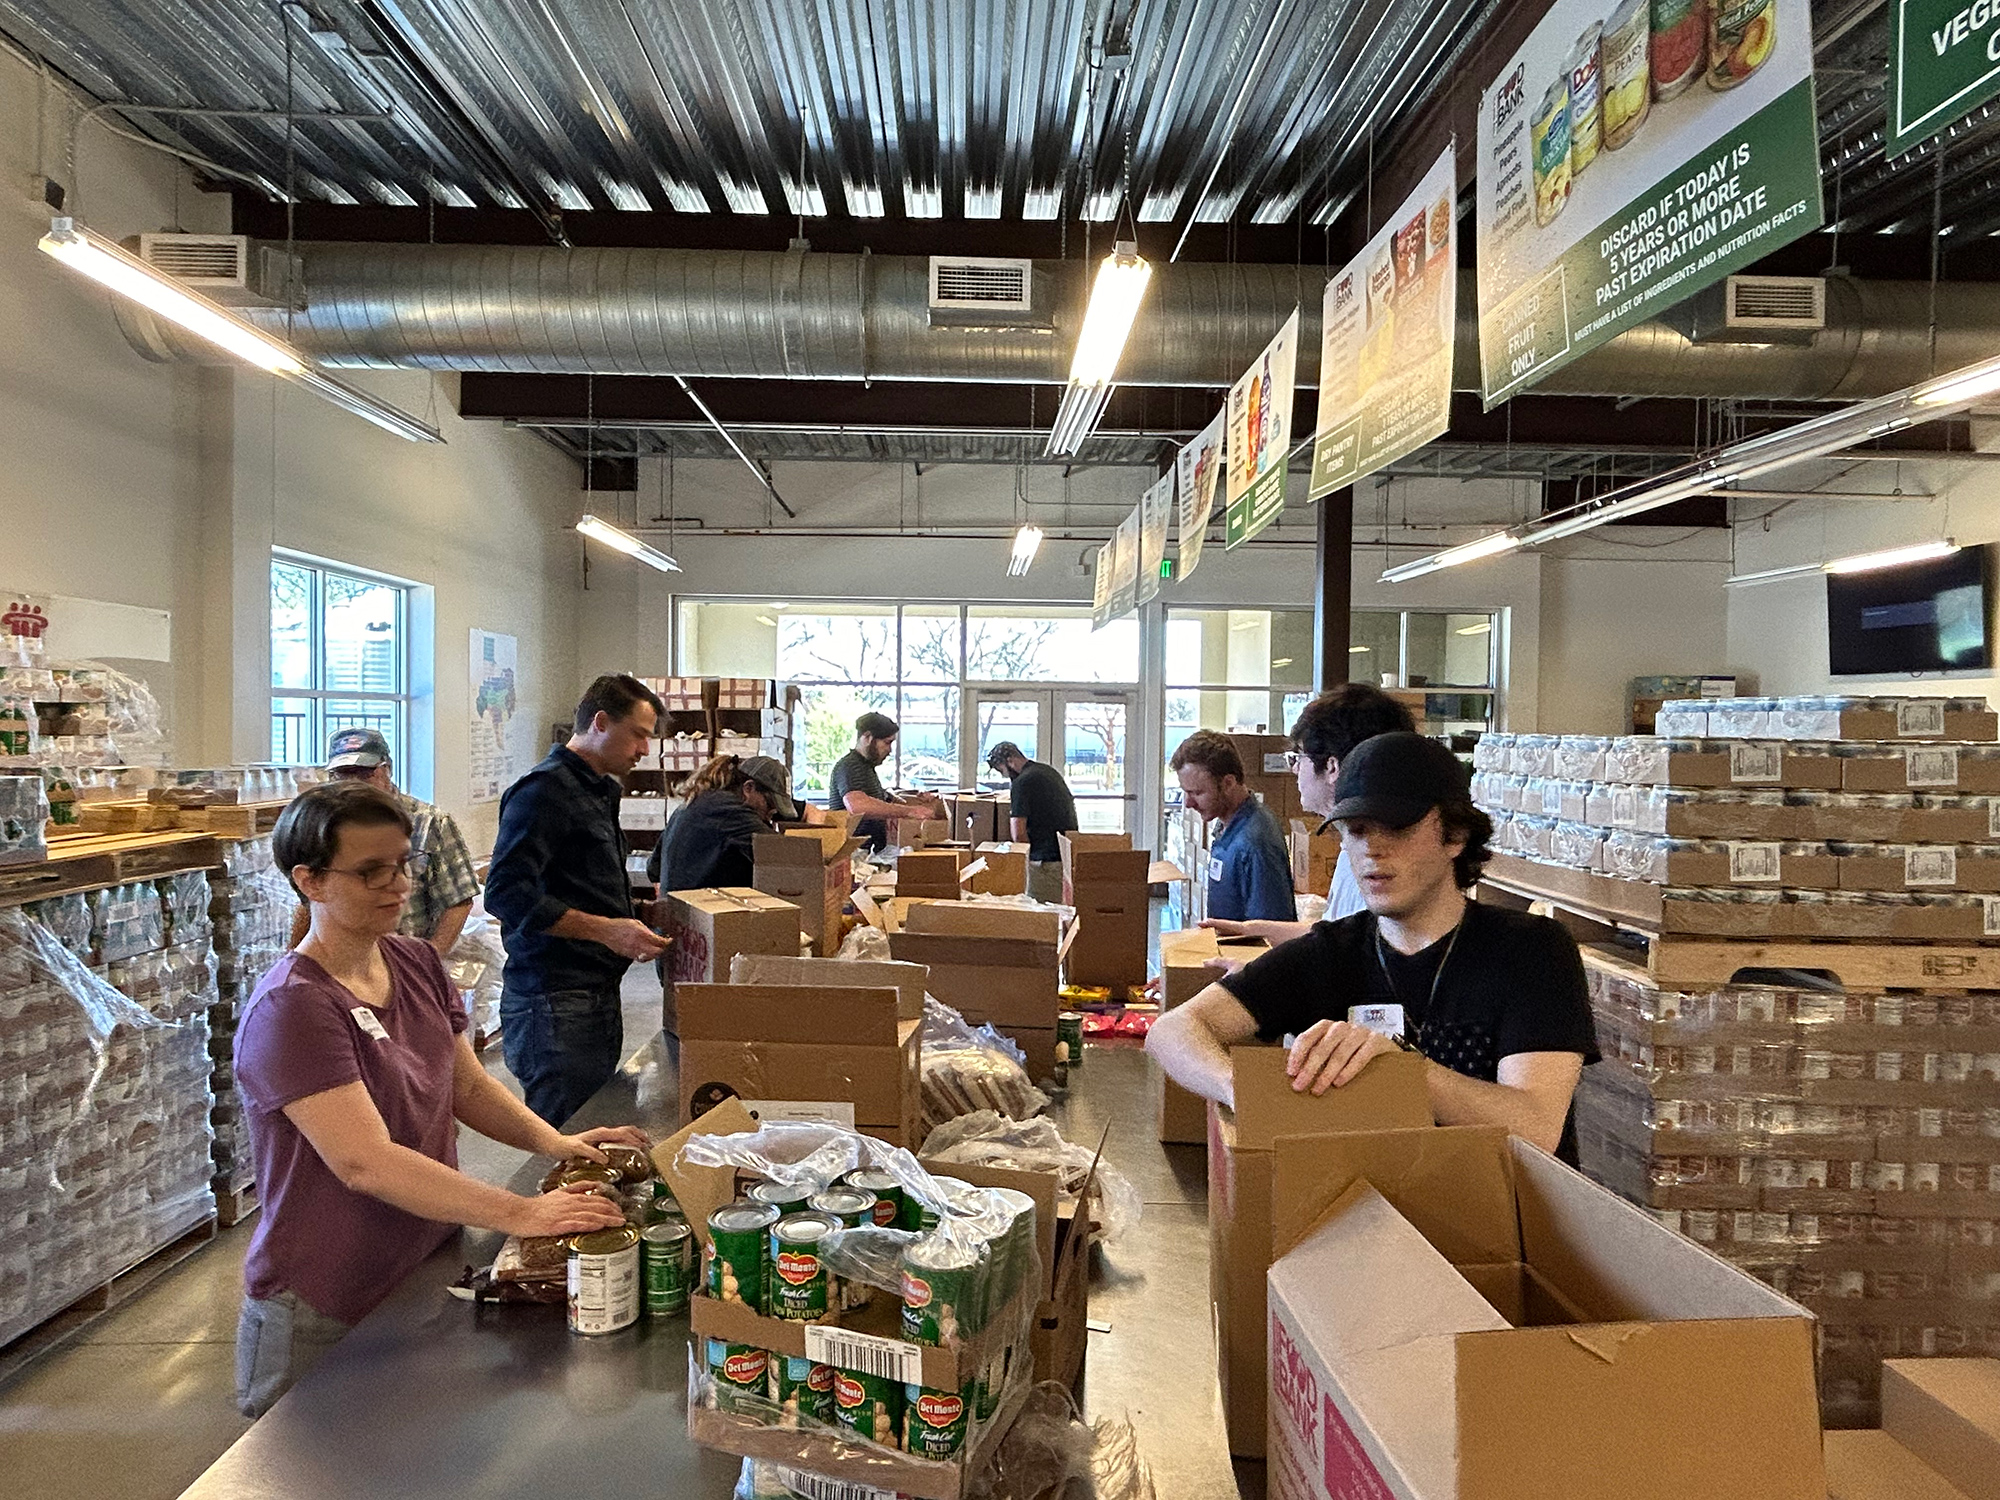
<box><xmin>1159</xmin><ymin>558</ymin><xmax>1174</xmax><ymax>579</ymax></box>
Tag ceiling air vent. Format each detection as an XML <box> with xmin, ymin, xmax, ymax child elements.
<box><xmin>929</xmin><ymin>256</ymin><xmax>1034</xmax><ymax>312</ymax></box>
<box><xmin>1672</xmin><ymin>274</ymin><xmax>1825</xmax><ymax>346</ymax></box>
<box><xmin>137</xmin><ymin>233</ymin><xmax>250</xmax><ymax>289</ymax></box>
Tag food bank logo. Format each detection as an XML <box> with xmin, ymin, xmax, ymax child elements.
<box><xmin>1270</xmin><ymin>1312</ymin><xmax>1321</xmax><ymax>1463</ymax></box>
<box><xmin>3</xmin><ymin>602</ymin><xmax>48</xmax><ymax>640</ymax></box>
<box><xmin>1494</xmin><ymin>64</ymin><xmax>1526</xmax><ymax>133</ymax></box>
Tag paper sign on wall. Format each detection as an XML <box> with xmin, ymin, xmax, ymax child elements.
<box><xmin>1223</xmin><ymin>308</ymin><xmax>1299</xmax><ymax>550</ymax></box>
<box><xmin>1136</xmin><ymin>473</ymin><xmax>1174</xmax><ymax>607</ymax></box>
<box><xmin>1175</xmin><ymin>409</ymin><xmax>1224</xmax><ymax>583</ymax></box>
<box><xmin>470</xmin><ymin>628</ymin><xmax>519</xmax><ymax>804</ymax></box>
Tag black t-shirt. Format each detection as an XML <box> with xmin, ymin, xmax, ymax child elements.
<box><xmin>1007</xmin><ymin>760</ymin><xmax>1078</xmax><ymax>862</ymax></box>
<box><xmin>1218</xmin><ymin>901</ymin><xmax>1600</xmax><ymax>1164</ymax></box>
<box><xmin>828</xmin><ymin>749</ymin><xmax>891</xmax><ymax>850</ymax></box>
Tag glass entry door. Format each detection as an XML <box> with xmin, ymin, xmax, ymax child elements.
<box><xmin>968</xmin><ymin>687</ymin><xmax>1135</xmax><ymax>833</ymax></box>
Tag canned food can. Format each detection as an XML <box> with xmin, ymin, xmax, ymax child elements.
<box><xmin>599</xmin><ymin>1143</ymin><xmax>653</xmax><ymax>1185</ymax></box>
<box><xmin>987</xmin><ymin>1186</ymin><xmax>1040</xmax><ymax>1312</ymax></box>
<box><xmin>641</xmin><ymin>1220</ymin><xmax>692</xmax><ymax>1317</ymax></box>
<box><xmin>843</xmin><ymin>1169</ymin><xmax>904</xmax><ymax>1228</ymax></box>
<box><xmin>768</xmin><ymin>1211</ymin><xmax>838</xmax><ymax>1321</ymax></box>
<box><xmin>1566</xmin><ymin>25</ymin><xmax>1604</xmax><ymax>173</ymax></box>
<box><xmin>707</xmin><ymin>1201</ymin><xmax>780</xmax><ymax>1313</ymax></box>
<box><xmin>567</xmin><ymin>1223</ymin><xmax>641</xmax><ymax>1335</ymax></box>
<box><xmin>1602</xmin><ymin>0</ymin><xmax>1652</xmax><ymax>148</ymax></box>
<box><xmin>1530</xmin><ymin>78</ymin><xmax>1572</xmax><ymax>227</ymax></box>
<box><xmin>1056</xmin><ymin>1012</ymin><xmax>1085</xmax><ymax>1072</ymax></box>
<box><xmin>647</xmin><ymin>1180</ymin><xmax>686</xmax><ymax>1226</ymax></box>
<box><xmin>745</xmin><ymin>1181</ymin><xmax>811</xmax><ymax>1218</ymax></box>
<box><xmin>770</xmin><ymin>1354</ymin><xmax>836</xmax><ymax>1427</ymax></box>
<box><xmin>810</xmin><ymin>1186</ymin><xmax>878</xmax><ymax>1310</ymax></box>
<box><xmin>902</xmin><ymin>1382</ymin><xmax>971</xmax><ymax>1460</ymax></box>
<box><xmin>706</xmin><ymin>1339</ymin><xmax>770</xmax><ymax>1413</ymax></box>
<box><xmin>833</xmin><ymin>1369</ymin><xmax>905</xmax><ymax>1448</ymax></box>
<box><xmin>555</xmin><ymin>1161</ymin><xmax>622</xmax><ymax>1190</ymax></box>
<box><xmin>902</xmin><ymin>1174</ymin><xmax>969</xmax><ymax>1234</ymax></box>
<box><xmin>1649</xmin><ymin>0</ymin><xmax>1707</xmax><ymax>100</ymax></box>
<box><xmin>1706</xmin><ymin>0</ymin><xmax>1773</xmax><ymax>88</ymax></box>
<box><xmin>901</xmin><ymin>1235</ymin><xmax>980</xmax><ymax>1346</ymax></box>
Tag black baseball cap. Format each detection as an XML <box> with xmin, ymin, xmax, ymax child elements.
<box><xmin>1326</xmin><ymin>732</ymin><xmax>1469</xmax><ymax>829</ymax></box>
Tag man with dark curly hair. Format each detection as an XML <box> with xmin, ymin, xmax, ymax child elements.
<box><xmin>1147</xmin><ymin>732</ymin><xmax>1600</xmax><ymax>1164</ymax></box>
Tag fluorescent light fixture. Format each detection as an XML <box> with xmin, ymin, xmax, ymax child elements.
<box><xmin>1454</xmin><ymin>621</ymin><xmax>1493</xmax><ymax>636</ymax></box>
<box><xmin>1914</xmin><ymin>357</ymin><xmax>2000</xmax><ymax>407</ymax></box>
<box><xmin>1724</xmin><ymin>562</ymin><xmax>1823</xmax><ymax>588</ymax></box>
<box><xmin>1824</xmin><ymin>538</ymin><xmax>1959</xmax><ymax>573</ymax></box>
<box><xmin>1046</xmin><ymin>241</ymin><xmax>1151</xmax><ymax>456</ymax></box>
<box><xmin>39</xmin><ymin>217</ymin><xmax>441</xmax><ymax>443</ymax></box>
<box><xmin>1348</xmin><ymin>645</ymin><xmax>1373</xmax><ymax>653</ymax></box>
<box><xmin>1270</xmin><ymin>657</ymin><xmax>1293</xmax><ymax>668</ymax></box>
<box><xmin>1381</xmin><ymin>530</ymin><xmax>1525</xmax><ymax>584</ymax></box>
<box><xmin>755</xmin><ymin>615</ymin><xmax>778</xmax><ymax>627</ymax></box>
<box><xmin>1006</xmin><ymin>524</ymin><xmax>1044</xmax><ymax>577</ymax></box>
<box><xmin>770</xmin><ymin>602</ymin><xmax>791</xmax><ymax>609</ymax></box>
<box><xmin>576</xmin><ymin>514</ymin><xmax>681</xmax><ymax>572</ymax></box>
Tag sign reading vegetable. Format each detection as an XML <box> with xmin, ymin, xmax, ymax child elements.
<box><xmin>1475</xmin><ymin>0</ymin><xmax>1820</xmax><ymax>405</ymax></box>
<box><xmin>1888</xmin><ymin>0</ymin><xmax>2000</xmax><ymax>156</ymax></box>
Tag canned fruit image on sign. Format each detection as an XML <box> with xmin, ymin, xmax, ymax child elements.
<box><xmin>1650</xmin><ymin>0</ymin><xmax>1707</xmax><ymax>99</ymax></box>
<box><xmin>1567</xmin><ymin>24</ymin><xmax>1604</xmax><ymax>171</ymax></box>
<box><xmin>1601</xmin><ymin>0</ymin><xmax>1653</xmax><ymax>147</ymax></box>
<box><xmin>903</xmin><ymin>1384</ymin><xmax>971</xmax><ymax>1460</ymax></box>
<box><xmin>772</xmin><ymin>1355</ymin><xmax>836</xmax><ymax>1427</ymax></box>
<box><xmin>1706</xmin><ymin>0</ymin><xmax>1772</xmax><ymax>88</ymax></box>
<box><xmin>833</xmin><ymin>1370</ymin><xmax>904</xmax><ymax>1449</ymax></box>
<box><xmin>1531</xmin><ymin>79</ymin><xmax>1573</xmax><ymax>226</ymax></box>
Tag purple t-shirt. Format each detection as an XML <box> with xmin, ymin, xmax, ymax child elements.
<box><xmin>237</xmin><ymin>934</ymin><xmax>469</xmax><ymax>1324</ymax></box>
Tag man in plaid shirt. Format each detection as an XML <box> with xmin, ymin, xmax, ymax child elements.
<box><xmin>305</xmin><ymin>728</ymin><xmax>480</xmax><ymax>954</ymax></box>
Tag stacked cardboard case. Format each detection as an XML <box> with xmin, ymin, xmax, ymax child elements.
<box><xmin>0</xmin><ymin>874</ymin><xmax>218</xmax><ymax>1345</ymax></box>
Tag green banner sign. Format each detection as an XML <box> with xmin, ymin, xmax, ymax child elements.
<box><xmin>1223</xmin><ymin>309</ymin><xmax>1298</xmax><ymax>550</ymax></box>
<box><xmin>1888</xmin><ymin>0</ymin><xmax>2000</xmax><ymax>156</ymax></box>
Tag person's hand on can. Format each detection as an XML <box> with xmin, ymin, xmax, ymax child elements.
<box><xmin>554</xmin><ymin>1124</ymin><xmax>652</xmax><ymax>1163</ymax></box>
<box><xmin>513</xmin><ymin>1182</ymin><xmax>628</xmax><ymax>1238</ymax></box>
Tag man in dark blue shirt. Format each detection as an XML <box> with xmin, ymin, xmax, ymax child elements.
<box><xmin>1170</xmin><ymin>730</ymin><xmax>1296</xmax><ymax>924</ymax></box>
<box><xmin>486</xmin><ymin>674</ymin><xmax>669</xmax><ymax>1125</ymax></box>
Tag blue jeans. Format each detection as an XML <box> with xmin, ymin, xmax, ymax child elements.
<box><xmin>501</xmin><ymin>980</ymin><xmax>624</xmax><ymax>1127</ymax></box>
<box><xmin>236</xmin><ymin>1291</ymin><xmax>353</xmax><ymax>1418</ymax></box>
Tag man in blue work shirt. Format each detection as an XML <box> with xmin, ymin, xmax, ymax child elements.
<box><xmin>1170</xmin><ymin>730</ymin><xmax>1296</xmax><ymax>923</ymax></box>
<box><xmin>486</xmin><ymin>673</ymin><xmax>670</xmax><ymax>1126</ymax></box>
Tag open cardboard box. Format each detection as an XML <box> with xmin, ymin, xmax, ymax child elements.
<box><xmin>890</xmin><ymin>903</ymin><xmax>1063</xmax><ymax>1079</ymax></box>
<box><xmin>1058</xmin><ymin>832</ymin><xmax>1156</xmax><ymax>990</ymax></box>
<box><xmin>729</xmin><ymin>953</ymin><xmax>930</xmax><ymax>1021</ymax></box>
<box><xmin>663</xmin><ymin>887</ymin><xmax>802</xmax><ymax>1031</ymax></box>
<box><xmin>1154</xmin><ymin>927</ymin><xmax>1268</xmax><ymax>1145</ymax></box>
<box><xmin>1265</xmin><ymin>1125</ymin><xmax>1824</xmax><ymax>1500</ymax></box>
<box><xmin>898</xmin><ymin>848</ymin><xmax>970</xmax><ymax>900</ymax></box>
<box><xmin>754</xmin><ymin>829</ymin><xmax>864</xmax><ymax>957</ymax></box>
<box><xmin>676</xmin><ymin>982</ymin><xmax>920</xmax><ymax>1145</ymax></box>
<box><xmin>1209</xmin><ymin>1048</ymin><xmax>1432</xmax><ymax>1458</ymax></box>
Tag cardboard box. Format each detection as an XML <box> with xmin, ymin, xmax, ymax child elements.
<box><xmin>968</xmin><ymin>842</ymin><xmax>1028</xmax><ymax>896</ymax></box>
<box><xmin>663</xmin><ymin>888</ymin><xmax>801</xmax><ymax>1030</ymax></box>
<box><xmin>1841</xmin><ymin>848</ymin><xmax>2000</xmax><ymax>894</ymax></box>
<box><xmin>1610</xmin><ymin>744</ymin><xmax>1844</xmax><ymax>791</ymax></box>
<box><xmin>890</xmin><ymin>904</ymin><xmax>1061</xmax><ymax>1080</ymax></box>
<box><xmin>943</xmin><ymin>792</ymin><xmax>1005</xmax><ymax>846</ymax></box>
<box><xmin>1882</xmin><ymin>1359</ymin><xmax>2000</xmax><ymax>1500</ymax></box>
<box><xmin>1265</xmin><ymin>1125</ymin><xmax>1825</xmax><ymax>1500</ymax></box>
<box><xmin>1825</xmin><ymin>1431</ymin><xmax>1975</xmax><ymax>1500</ymax></box>
<box><xmin>1059</xmin><ymin>832</ymin><xmax>1153</xmax><ymax>989</ymax></box>
<box><xmin>727</xmin><ymin>954</ymin><xmax>929</xmax><ymax>1021</ymax></box>
<box><xmin>754</xmin><ymin>828</ymin><xmax>862</xmax><ymax>958</ymax></box>
<box><xmin>1208</xmin><ymin>1049</ymin><xmax>1432</xmax><ymax>1459</ymax></box>
<box><xmin>1842</xmin><ymin>746</ymin><xmax>2000</xmax><ymax>794</ymax></box>
<box><xmin>898</xmin><ymin>848</ymin><xmax>969</xmax><ymax>900</ymax></box>
<box><xmin>1153</xmin><ymin>927</ymin><xmax>1269</xmax><ymax>1145</ymax></box>
<box><xmin>1288</xmin><ymin>818</ymin><xmax>1340</xmax><ymax>897</ymax></box>
<box><xmin>1784</xmin><ymin>705</ymin><xmax>1999</xmax><ymax>742</ymax></box>
<box><xmin>677</xmin><ymin>982</ymin><xmax>919</xmax><ymax>1142</ymax></box>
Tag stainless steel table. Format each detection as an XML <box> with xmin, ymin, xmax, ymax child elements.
<box><xmin>180</xmin><ymin>1035</ymin><xmax>1241</xmax><ymax>1500</ymax></box>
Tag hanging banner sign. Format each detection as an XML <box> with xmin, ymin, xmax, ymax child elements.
<box><xmin>1475</xmin><ymin>0</ymin><xmax>1820</xmax><ymax>406</ymax></box>
<box><xmin>1109</xmin><ymin>507</ymin><xmax>1142</xmax><ymax>620</ymax></box>
<box><xmin>1175</xmin><ymin>409</ymin><xmax>1224</xmax><ymax>583</ymax></box>
<box><xmin>1888</xmin><ymin>0</ymin><xmax>2000</xmax><ymax>156</ymax></box>
<box><xmin>1137</xmin><ymin>473</ymin><xmax>1173</xmax><ymax>606</ymax></box>
<box><xmin>1308</xmin><ymin>148</ymin><xmax>1458</xmax><ymax>498</ymax></box>
<box><xmin>1224</xmin><ymin>309</ymin><xmax>1299</xmax><ymax>549</ymax></box>
<box><xmin>1090</xmin><ymin>539</ymin><xmax>1114</xmax><ymax>629</ymax></box>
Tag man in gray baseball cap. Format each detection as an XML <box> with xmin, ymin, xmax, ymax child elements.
<box><xmin>308</xmin><ymin>727</ymin><xmax>479</xmax><ymax>954</ymax></box>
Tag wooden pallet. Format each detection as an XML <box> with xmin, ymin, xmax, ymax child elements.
<box><xmin>0</xmin><ymin>1213</ymin><xmax>218</xmax><ymax>1384</ymax></box>
<box><xmin>0</xmin><ymin>831</ymin><xmax>223</xmax><ymax>909</ymax></box>
<box><xmin>215</xmin><ymin>1182</ymin><xmax>260</xmax><ymax>1228</ymax></box>
<box><xmin>199</xmin><ymin>801</ymin><xmax>290</xmax><ymax>839</ymax></box>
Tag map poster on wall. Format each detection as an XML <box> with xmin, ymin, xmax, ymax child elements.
<box><xmin>1109</xmin><ymin>507</ymin><xmax>1142</xmax><ymax>620</ymax></box>
<box><xmin>1475</xmin><ymin>0</ymin><xmax>1819</xmax><ymax>405</ymax></box>
<box><xmin>1223</xmin><ymin>309</ymin><xmax>1298</xmax><ymax>549</ymax></box>
<box><xmin>469</xmin><ymin>628</ymin><xmax>519</xmax><ymax>804</ymax></box>
<box><xmin>1308</xmin><ymin>149</ymin><xmax>1457</xmax><ymax>498</ymax></box>
<box><xmin>1136</xmin><ymin>473</ymin><xmax>1174</xmax><ymax>606</ymax></box>
<box><xmin>1091</xmin><ymin>539</ymin><xmax>1115</xmax><ymax>629</ymax></box>
<box><xmin>1175</xmin><ymin>408</ymin><xmax>1224</xmax><ymax>583</ymax></box>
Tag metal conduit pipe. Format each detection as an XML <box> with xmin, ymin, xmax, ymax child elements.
<box><xmin>113</xmin><ymin>245</ymin><xmax>2000</xmax><ymax>402</ymax></box>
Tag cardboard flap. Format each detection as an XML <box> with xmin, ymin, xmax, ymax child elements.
<box><xmin>1509</xmin><ymin>1141</ymin><xmax>1814</xmax><ymax>1324</ymax></box>
<box><xmin>668</xmin><ymin>886</ymin><xmax>799</xmax><ymax>916</ymax></box>
<box><xmin>677</xmin><ymin>982</ymin><xmax>901</xmax><ymax>1044</ymax></box>
<box><xmin>759</xmin><ymin>828</ymin><xmax>864</xmax><ymax>863</ymax></box>
<box><xmin>1059</xmin><ymin>831</ymin><xmax>1151</xmax><ymax>883</ymax></box>
<box><xmin>1270</xmin><ymin>1123</ymin><xmax>1520</xmax><ymax>1267</ymax></box>
<box><xmin>1146</xmin><ymin>860</ymin><xmax>1190</xmax><ymax>884</ymax></box>
<box><xmin>1158</xmin><ymin>926</ymin><xmax>1221</xmax><ymax>965</ymax></box>
<box><xmin>1454</xmin><ymin>1317</ymin><xmax>1825</xmax><ymax>1500</ymax></box>
<box><xmin>889</xmin><ymin>930</ymin><xmax>1062</xmax><ymax>972</ymax></box>
<box><xmin>906</xmin><ymin>901</ymin><xmax>1062</xmax><ymax>943</ymax></box>
<box><xmin>728</xmin><ymin>954</ymin><xmax>930</xmax><ymax>1021</ymax></box>
<box><xmin>1230</xmin><ymin>1047</ymin><xmax>1433</xmax><ymax>1152</ymax></box>
<box><xmin>655</xmin><ymin>1097</ymin><xmax>759</xmax><ymax>1252</ymax></box>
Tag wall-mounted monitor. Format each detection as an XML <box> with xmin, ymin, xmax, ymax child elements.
<box><xmin>1826</xmin><ymin>545</ymin><xmax>1991</xmax><ymax>677</ymax></box>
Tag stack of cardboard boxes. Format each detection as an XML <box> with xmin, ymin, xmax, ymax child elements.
<box><xmin>889</xmin><ymin>903</ymin><xmax>1062</xmax><ymax>1077</ymax></box>
<box><xmin>1058</xmin><ymin>833</ymin><xmax>1154</xmax><ymax>995</ymax></box>
<box><xmin>1153</xmin><ymin>927</ymin><xmax>1266</xmax><ymax>1145</ymax></box>
<box><xmin>752</xmin><ymin>827</ymin><xmax>863</xmax><ymax>956</ymax></box>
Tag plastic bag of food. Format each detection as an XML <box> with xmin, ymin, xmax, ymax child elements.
<box><xmin>920</xmin><ymin>997</ymin><xmax>1048</xmax><ymax>1136</ymax></box>
<box><xmin>919</xmin><ymin>1111</ymin><xmax>1142</xmax><ymax>1244</ymax></box>
<box><xmin>835</xmin><ymin>923</ymin><xmax>893</xmax><ymax>962</ymax></box>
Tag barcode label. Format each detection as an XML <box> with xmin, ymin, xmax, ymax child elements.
<box><xmin>1729</xmin><ymin>742</ymin><xmax>1784</xmax><ymax>784</ymax></box>
<box><xmin>1610</xmin><ymin>788</ymin><xmax>1639</xmax><ymax>828</ymax></box>
<box><xmin>1727</xmin><ymin>843</ymin><xmax>1783</xmax><ymax>884</ymax></box>
<box><xmin>1898</xmin><ymin>701</ymin><xmax>1947</xmax><ymax>737</ymax></box>
<box><xmin>774</xmin><ymin>1466</ymin><xmax>899</xmax><ymax>1500</ymax></box>
<box><xmin>1905</xmin><ymin>847</ymin><xmax>1959</xmax><ymax>887</ymax></box>
<box><xmin>1982</xmin><ymin>897</ymin><xmax>2000</xmax><ymax>937</ymax></box>
<box><xmin>803</xmin><ymin>1324</ymin><xmax>925</xmax><ymax>1384</ymax></box>
<box><xmin>1906</xmin><ymin>746</ymin><xmax>1960</xmax><ymax>787</ymax></box>
<box><xmin>1988</xmin><ymin>800</ymin><xmax>2000</xmax><ymax>840</ymax></box>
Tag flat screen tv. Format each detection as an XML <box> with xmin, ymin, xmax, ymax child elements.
<box><xmin>1826</xmin><ymin>545</ymin><xmax>1992</xmax><ymax>677</ymax></box>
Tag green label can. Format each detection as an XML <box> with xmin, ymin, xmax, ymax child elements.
<box><xmin>771</xmin><ymin>1354</ymin><xmax>836</xmax><ymax>1427</ymax></box>
<box><xmin>809</xmin><ymin>1187</ymin><xmax>877</xmax><ymax>1311</ymax></box>
<box><xmin>1056</xmin><ymin>1011</ymin><xmax>1085</xmax><ymax>1071</ymax></box>
<box><xmin>768</xmin><ymin>1211</ymin><xmax>837</xmax><ymax>1322</ymax></box>
<box><xmin>902</xmin><ymin>1383</ymin><xmax>971</xmax><ymax>1461</ymax></box>
<box><xmin>833</xmin><ymin>1369</ymin><xmax>904</xmax><ymax>1448</ymax></box>
<box><xmin>843</xmin><ymin>1169</ymin><xmax>904</xmax><ymax>1228</ymax></box>
<box><xmin>706</xmin><ymin>1201</ymin><xmax>779</xmax><ymax>1314</ymax></box>
<box><xmin>900</xmin><ymin>1235</ymin><xmax>980</xmax><ymax>1346</ymax></box>
<box><xmin>705</xmin><ymin>1339</ymin><xmax>769</xmax><ymax>1413</ymax></box>
<box><xmin>641</xmin><ymin>1220</ymin><xmax>691</xmax><ymax>1317</ymax></box>
<box><xmin>744</xmin><ymin>1180</ymin><xmax>811</xmax><ymax>1218</ymax></box>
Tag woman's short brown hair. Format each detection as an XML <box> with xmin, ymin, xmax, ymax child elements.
<box><xmin>273</xmin><ymin>781</ymin><xmax>413</xmax><ymax>898</ymax></box>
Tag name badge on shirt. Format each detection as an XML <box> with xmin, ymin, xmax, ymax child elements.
<box><xmin>1348</xmin><ymin>1003</ymin><xmax>1406</xmax><ymax>1039</ymax></box>
<box><xmin>1206</xmin><ymin>856</ymin><xmax>1224</xmax><ymax>883</ymax></box>
<box><xmin>351</xmin><ymin>1006</ymin><xmax>391</xmax><ymax>1042</ymax></box>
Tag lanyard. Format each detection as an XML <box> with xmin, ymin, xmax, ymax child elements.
<box><xmin>1372</xmin><ymin>912</ymin><xmax>1464</xmax><ymax>1045</ymax></box>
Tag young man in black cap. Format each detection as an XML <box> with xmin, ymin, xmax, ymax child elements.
<box><xmin>985</xmin><ymin>740</ymin><xmax>1077</xmax><ymax>903</ymax></box>
<box><xmin>1146</xmin><ymin>731</ymin><xmax>1599</xmax><ymax>1162</ymax></box>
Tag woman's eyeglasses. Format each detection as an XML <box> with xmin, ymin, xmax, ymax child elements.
<box><xmin>321</xmin><ymin>853</ymin><xmax>429</xmax><ymax>891</ymax></box>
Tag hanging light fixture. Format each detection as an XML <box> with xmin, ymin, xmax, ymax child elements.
<box><xmin>1724</xmin><ymin>538</ymin><xmax>1959</xmax><ymax>587</ymax></box>
<box><xmin>39</xmin><ymin>217</ymin><xmax>442</xmax><ymax>442</ymax></box>
<box><xmin>1007</xmin><ymin>525</ymin><xmax>1045</xmax><ymax>577</ymax></box>
<box><xmin>1380</xmin><ymin>529</ymin><xmax>1527</xmax><ymax>584</ymax></box>
<box><xmin>576</xmin><ymin>514</ymin><xmax>681</xmax><ymax>572</ymax></box>
<box><xmin>1046</xmin><ymin>241</ymin><xmax>1152</xmax><ymax>456</ymax></box>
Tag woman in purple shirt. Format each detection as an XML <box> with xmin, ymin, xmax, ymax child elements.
<box><xmin>234</xmin><ymin>781</ymin><xmax>645</xmax><ymax>1417</ymax></box>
